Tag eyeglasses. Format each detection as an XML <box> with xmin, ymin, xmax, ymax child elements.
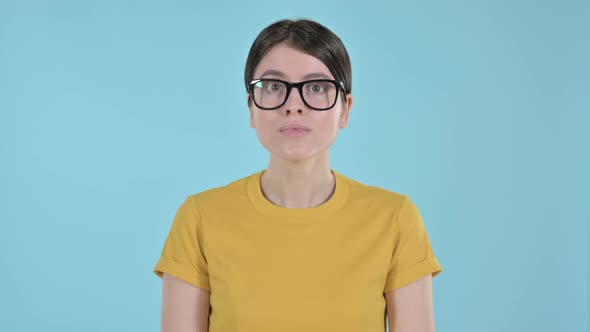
<box><xmin>247</xmin><ymin>78</ymin><xmax>346</xmax><ymax>111</ymax></box>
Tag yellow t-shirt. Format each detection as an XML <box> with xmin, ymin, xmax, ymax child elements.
<box><xmin>153</xmin><ymin>169</ymin><xmax>442</xmax><ymax>331</ymax></box>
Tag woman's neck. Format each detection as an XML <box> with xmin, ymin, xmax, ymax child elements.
<box><xmin>260</xmin><ymin>159</ymin><xmax>335</xmax><ymax>209</ymax></box>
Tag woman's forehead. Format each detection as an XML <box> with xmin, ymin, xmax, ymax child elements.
<box><xmin>253</xmin><ymin>44</ymin><xmax>334</xmax><ymax>81</ymax></box>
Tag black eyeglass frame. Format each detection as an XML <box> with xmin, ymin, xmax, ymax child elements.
<box><xmin>247</xmin><ymin>78</ymin><xmax>347</xmax><ymax>111</ymax></box>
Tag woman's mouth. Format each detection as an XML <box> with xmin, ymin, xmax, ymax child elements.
<box><xmin>280</xmin><ymin>128</ymin><xmax>310</xmax><ymax>137</ymax></box>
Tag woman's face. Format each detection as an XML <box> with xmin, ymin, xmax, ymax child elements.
<box><xmin>248</xmin><ymin>43</ymin><xmax>353</xmax><ymax>162</ymax></box>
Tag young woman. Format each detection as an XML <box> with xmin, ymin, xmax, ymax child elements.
<box><xmin>153</xmin><ymin>18</ymin><xmax>443</xmax><ymax>332</ymax></box>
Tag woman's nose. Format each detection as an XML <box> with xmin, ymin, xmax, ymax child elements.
<box><xmin>282</xmin><ymin>87</ymin><xmax>307</xmax><ymax>110</ymax></box>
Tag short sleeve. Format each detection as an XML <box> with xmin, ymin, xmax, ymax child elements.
<box><xmin>153</xmin><ymin>195</ymin><xmax>210</xmax><ymax>290</ymax></box>
<box><xmin>383</xmin><ymin>195</ymin><xmax>442</xmax><ymax>293</ymax></box>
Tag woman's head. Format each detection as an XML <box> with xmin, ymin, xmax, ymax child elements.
<box><xmin>245</xmin><ymin>19</ymin><xmax>353</xmax><ymax>163</ymax></box>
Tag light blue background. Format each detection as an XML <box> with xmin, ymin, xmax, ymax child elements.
<box><xmin>1</xmin><ymin>0</ymin><xmax>588</xmax><ymax>331</ymax></box>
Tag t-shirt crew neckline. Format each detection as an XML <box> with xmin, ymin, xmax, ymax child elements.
<box><xmin>246</xmin><ymin>169</ymin><xmax>349</xmax><ymax>222</ymax></box>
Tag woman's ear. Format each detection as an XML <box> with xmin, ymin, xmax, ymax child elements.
<box><xmin>248</xmin><ymin>94</ymin><xmax>255</xmax><ymax>129</ymax></box>
<box><xmin>339</xmin><ymin>94</ymin><xmax>353</xmax><ymax>129</ymax></box>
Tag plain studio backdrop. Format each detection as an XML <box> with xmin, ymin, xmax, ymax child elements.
<box><xmin>0</xmin><ymin>1</ymin><xmax>588</xmax><ymax>331</ymax></box>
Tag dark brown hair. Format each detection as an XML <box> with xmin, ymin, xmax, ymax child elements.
<box><xmin>244</xmin><ymin>19</ymin><xmax>352</xmax><ymax>104</ymax></box>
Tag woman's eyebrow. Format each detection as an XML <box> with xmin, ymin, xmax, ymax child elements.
<box><xmin>259</xmin><ymin>69</ymin><xmax>285</xmax><ymax>78</ymax></box>
<box><xmin>302</xmin><ymin>72</ymin><xmax>332</xmax><ymax>80</ymax></box>
<box><xmin>259</xmin><ymin>69</ymin><xmax>332</xmax><ymax>80</ymax></box>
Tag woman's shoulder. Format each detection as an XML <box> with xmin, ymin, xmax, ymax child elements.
<box><xmin>185</xmin><ymin>170</ymin><xmax>259</xmax><ymax>203</ymax></box>
<box><xmin>337</xmin><ymin>170</ymin><xmax>407</xmax><ymax>204</ymax></box>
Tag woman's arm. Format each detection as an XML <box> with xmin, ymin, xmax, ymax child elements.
<box><xmin>385</xmin><ymin>274</ymin><xmax>436</xmax><ymax>332</ymax></box>
<box><xmin>161</xmin><ymin>273</ymin><xmax>211</xmax><ymax>332</ymax></box>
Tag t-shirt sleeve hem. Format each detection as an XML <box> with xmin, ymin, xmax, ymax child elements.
<box><xmin>153</xmin><ymin>256</ymin><xmax>211</xmax><ymax>291</ymax></box>
<box><xmin>383</xmin><ymin>257</ymin><xmax>442</xmax><ymax>293</ymax></box>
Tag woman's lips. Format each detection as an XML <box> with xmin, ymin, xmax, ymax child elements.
<box><xmin>280</xmin><ymin>128</ymin><xmax>310</xmax><ymax>137</ymax></box>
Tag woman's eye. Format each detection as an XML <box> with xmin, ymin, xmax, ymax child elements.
<box><xmin>311</xmin><ymin>84</ymin><xmax>324</xmax><ymax>92</ymax></box>
<box><xmin>263</xmin><ymin>82</ymin><xmax>282</xmax><ymax>92</ymax></box>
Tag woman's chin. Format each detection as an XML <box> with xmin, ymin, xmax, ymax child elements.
<box><xmin>270</xmin><ymin>146</ymin><xmax>326</xmax><ymax>162</ymax></box>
